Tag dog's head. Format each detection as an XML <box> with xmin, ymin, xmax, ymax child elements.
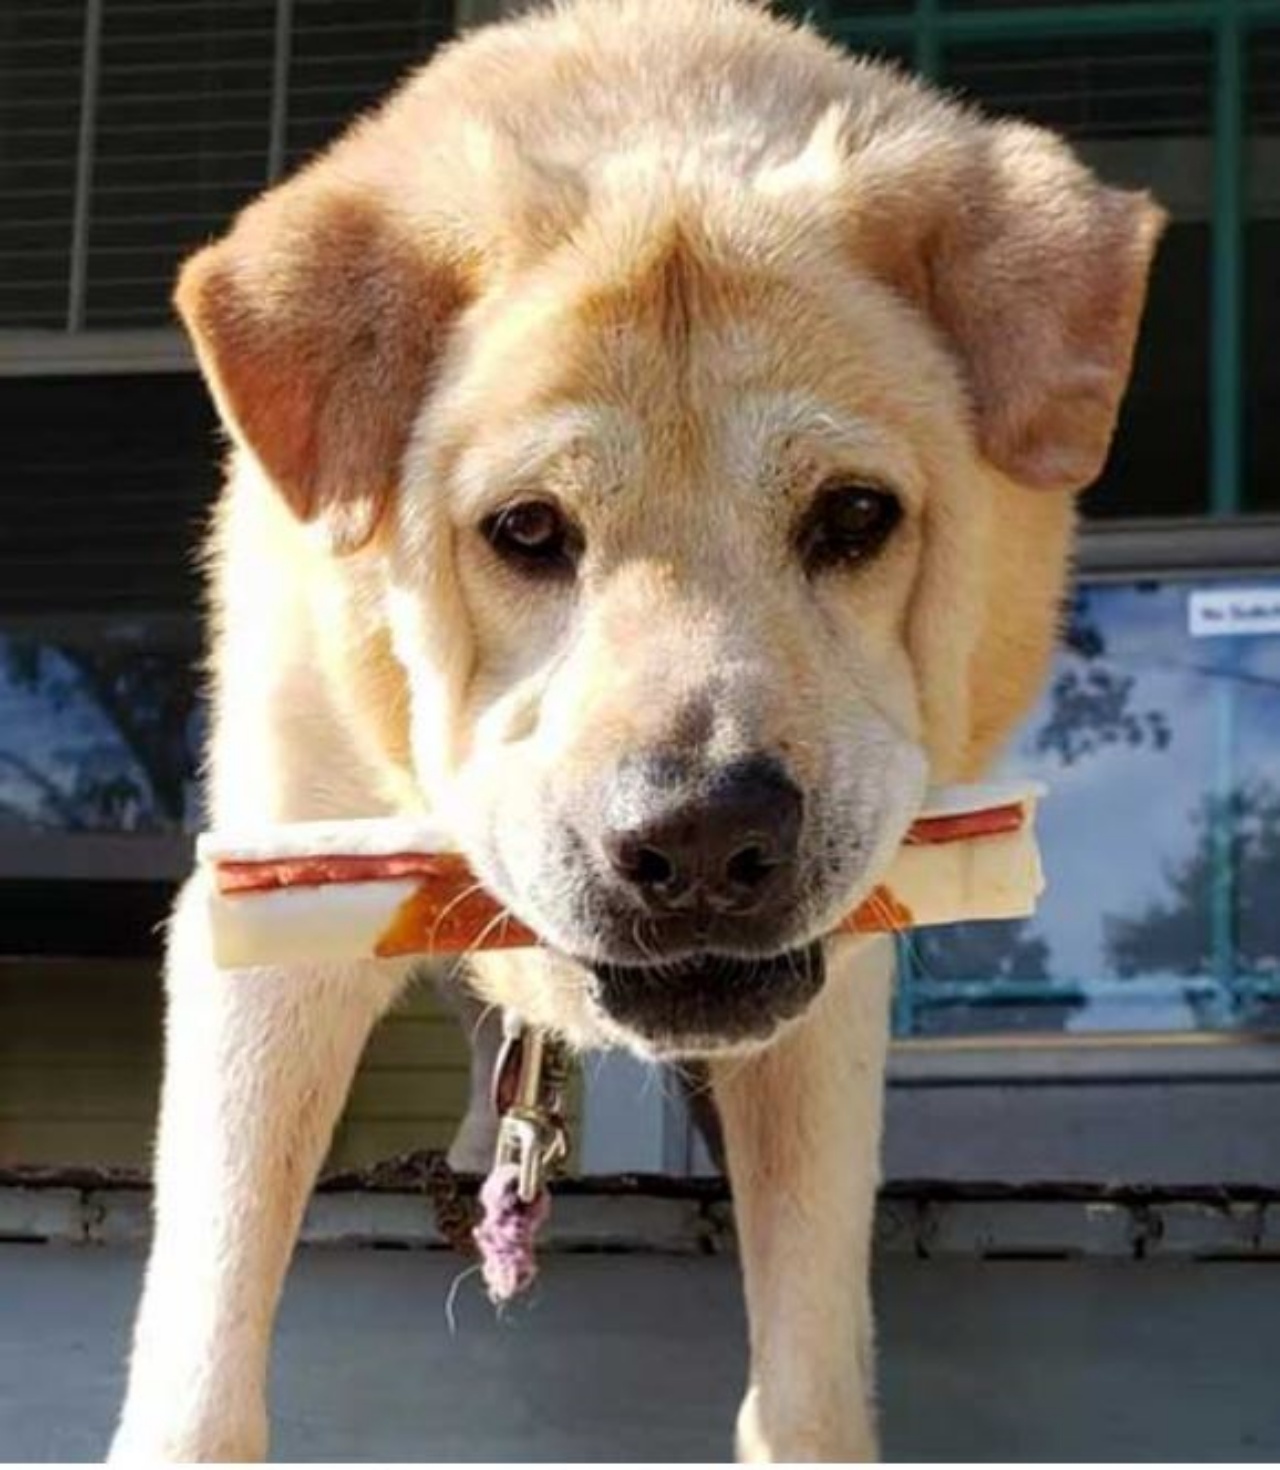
<box><xmin>177</xmin><ymin>1</ymin><xmax>1162</xmax><ymax>1057</ymax></box>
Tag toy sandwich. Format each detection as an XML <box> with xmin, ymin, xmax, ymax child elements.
<box><xmin>197</xmin><ymin>781</ymin><xmax>1045</xmax><ymax>970</ymax></box>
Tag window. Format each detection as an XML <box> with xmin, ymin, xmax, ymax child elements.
<box><xmin>899</xmin><ymin>572</ymin><xmax>1280</xmax><ymax>1038</ymax></box>
<box><xmin>0</xmin><ymin>374</ymin><xmax>213</xmax><ymax>855</ymax></box>
<box><xmin>0</xmin><ymin>617</ymin><xmax>203</xmax><ymax>837</ymax></box>
<box><xmin>0</xmin><ymin>375</ymin><xmax>210</xmax><ymax>948</ymax></box>
<box><xmin>0</xmin><ymin>375</ymin><xmax>217</xmax><ymax>614</ymax></box>
<box><xmin>783</xmin><ymin>1</ymin><xmax>1280</xmax><ymax>1056</ymax></box>
<box><xmin>0</xmin><ymin>0</ymin><xmax>456</xmax><ymax>333</ymax></box>
<box><xmin>946</xmin><ymin>28</ymin><xmax>1215</xmax><ymax>520</ymax></box>
<box><xmin>0</xmin><ymin>613</ymin><xmax>202</xmax><ymax>956</ymax></box>
<box><xmin>809</xmin><ymin>0</ymin><xmax>1280</xmax><ymax>522</ymax></box>
<box><xmin>0</xmin><ymin>6</ymin><xmax>459</xmax><ymax>971</ymax></box>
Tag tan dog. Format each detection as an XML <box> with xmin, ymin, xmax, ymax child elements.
<box><xmin>109</xmin><ymin>0</ymin><xmax>1162</xmax><ymax>1459</ymax></box>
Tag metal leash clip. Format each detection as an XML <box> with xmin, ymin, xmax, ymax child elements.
<box><xmin>491</xmin><ymin>1017</ymin><xmax>570</xmax><ymax>1204</ymax></box>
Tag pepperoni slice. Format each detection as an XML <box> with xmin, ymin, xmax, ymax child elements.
<box><xmin>904</xmin><ymin>803</ymin><xmax>1024</xmax><ymax>845</ymax></box>
<box><xmin>216</xmin><ymin>851</ymin><xmax>468</xmax><ymax>895</ymax></box>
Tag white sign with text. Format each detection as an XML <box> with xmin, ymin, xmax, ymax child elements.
<box><xmin>1188</xmin><ymin>586</ymin><xmax>1280</xmax><ymax>639</ymax></box>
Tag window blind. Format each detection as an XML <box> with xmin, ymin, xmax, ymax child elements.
<box><xmin>0</xmin><ymin>0</ymin><xmax>455</xmax><ymax>332</ymax></box>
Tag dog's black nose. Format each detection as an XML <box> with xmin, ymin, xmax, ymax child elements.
<box><xmin>601</xmin><ymin>756</ymin><xmax>803</xmax><ymax>917</ymax></box>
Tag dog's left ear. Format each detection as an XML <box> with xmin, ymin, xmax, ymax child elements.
<box><xmin>175</xmin><ymin>178</ymin><xmax>472</xmax><ymax>552</ymax></box>
<box><xmin>850</xmin><ymin>120</ymin><xmax>1166</xmax><ymax>493</ymax></box>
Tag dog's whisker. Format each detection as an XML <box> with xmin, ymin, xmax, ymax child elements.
<box><xmin>427</xmin><ymin>879</ymin><xmax>491</xmax><ymax>951</ymax></box>
<box><xmin>457</xmin><ymin>905</ymin><xmax>525</xmax><ymax>968</ymax></box>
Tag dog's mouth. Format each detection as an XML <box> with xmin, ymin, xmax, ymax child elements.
<box><xmin>579</xmin><ymin>942</ymin><xmax>826</xmax><ymax>1056</ymax></box>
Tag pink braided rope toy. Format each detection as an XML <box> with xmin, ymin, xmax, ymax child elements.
<box><xmin>473</xmin><ymin>1162</ymin><xmax>552</xmax><ymax>1303</ymax></box>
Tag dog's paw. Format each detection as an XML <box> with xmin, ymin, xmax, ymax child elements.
<box><xmin>735</xmin><ymin>1386</ymin><xmax>878</xmax><ymax>1464</ymax></box>
<box><xmin>108</xmin><ymin>1411</ymin><xmax>268</xmax><ymax>1464</ymax></box>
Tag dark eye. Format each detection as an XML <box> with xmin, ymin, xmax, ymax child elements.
<box><xmin>798</xmin><ymin>483</ymin><xmax>902</xmax><ymax>574</ymax></box>
<box><xmin>482</xmin><ymin>499</ymin><xmax>581</xmax><ymax>577</ymax></box>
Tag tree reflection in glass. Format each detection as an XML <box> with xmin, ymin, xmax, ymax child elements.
<box><xmin>0</xmin><ymin>620</ymin><xmax>201</xmax><ymax>833</ymax></box>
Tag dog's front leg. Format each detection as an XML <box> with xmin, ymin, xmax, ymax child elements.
<box><xmin>712</xmin><ymin>938</ymin><xmax>893</xmax><ymax>1464</ymax></box>
<box><xmin>109</xmin><ymin>876</ymin><xmax>413</xmax><ymax>1462</ymax></box>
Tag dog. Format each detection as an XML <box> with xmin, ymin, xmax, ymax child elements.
<box><xmin>109</xmin><ymin>0</ymin><xmax>1162</xmax><ymax>1459</ymax></box>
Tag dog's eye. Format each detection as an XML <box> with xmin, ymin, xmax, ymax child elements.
<box><xmin>482</xmin><ymin>499</ymin><xmax>581</xmax><ymax>577</ymax></box>
<box><xmin>798</xmin><ymin>483</ymin><xmax>901</xmax><ymax>574</ymax></box>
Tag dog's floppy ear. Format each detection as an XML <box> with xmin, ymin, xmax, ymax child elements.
<box><xmin>851</xmin><ymin>120</ymin><xmax>1165</xmax><ymax>493</ymax></box>
<box><xmin>175</xmin><ymin>179</ymin><xmax>470</xmax><ymax>552</ymax></box>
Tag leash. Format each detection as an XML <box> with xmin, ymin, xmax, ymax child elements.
<box><xmin>414</xmin><ymin>1015</ymin><xmax>569</xmax><ymax>1303</ymax></box>
<box><xmin>420</xmin><ymin>1152</ymin><xmax>482</xmax><ymax>1258</ymax></box>
<box><xmin>471</xmin><ymin>1013</ymin><xmax>571</xmax><ymax>1302</ymax></box>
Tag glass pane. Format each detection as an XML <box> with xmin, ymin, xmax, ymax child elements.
<box><xmin>944</xmin><ymin>0</ymin><xmax>1135</xmax><ymax>8</ymax></box>
<box><xmin>87</xmin><ymin>0</ymin><xmax>277</xmax><ymax>328</ymax></box>
<box><xmin>900</xmin><ymin>573</ymin><xmax>1280</xmax><ymax>1038</ymax></box>
<box><xmin>0</xmin><ymin>0</ymin><xmax>458</xmax><ymax>329</ymax></box>
<box><xmin>1245</xmin><ymin>28</ymin><xmax>1280</xmax><ymax>513</ymax></box>
<box><xmin>0</xmin><ymin>0</ymin><xmax>80</xmax><ymax>328</ymax></box>
<box><xmin>945</xmin><ymin>34</ymin><xmax>1213</xmax><ymax>520</ymax></box>
<box><xmin>0</xmin><ymin>618</ymin><xmax>203</xmax><ymax>834</ymax></box>
<box><xmin>946</xmin><ymin>33</ymin><xmax>1213</xmax><ymax>139</ymax></box>
<box><xmin>811</xmin><ymin>1</ymin><xmax>913</xmax><ymax>18</ymax></box>
<box><xmin>0</xmin><ymin>375</ymin><xmax>218</xmax><ymax>616</ymax></box>
<box><xmin>285</xmin><ymin>0</ymin><xmax>456</xmax><ymax>170</ymax></box>
<box><xmin>1087</xmin><ymin>221</ymin><xmax>1210</xmax><ymax>519</ymax></box>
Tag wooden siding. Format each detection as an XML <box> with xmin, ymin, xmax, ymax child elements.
<box><xmin>0</xmin><ymin>959</ymin><xmax>473</xmax><ymax>1170</ymax></box>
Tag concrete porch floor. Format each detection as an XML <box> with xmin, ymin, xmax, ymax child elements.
<box><xmin>2</xmin><ymin>1245</ymin><xmax>1278</xmax><ymax>1463</ymax></box>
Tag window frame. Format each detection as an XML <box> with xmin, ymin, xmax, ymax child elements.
<box><xmin>0</xmin><ymin>329</ymin><xmax>194</xmax><ymax>377</ymax></box>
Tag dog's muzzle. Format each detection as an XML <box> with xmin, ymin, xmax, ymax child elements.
<box><xmin>584</xmin><ymin>941</ymin><xmax>826</xmax><ymax>1053</ymax></box>
<box><xmin>558</xmin><ymin>751</ymin><xmax>831</xmax><ymax>1050</ymax></box>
